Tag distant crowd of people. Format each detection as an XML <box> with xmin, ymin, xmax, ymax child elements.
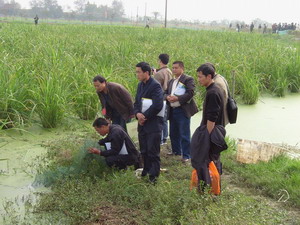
<box><xmin>230</xmin><ymin>22</ymin><xmax>298</xmax><ymax>33</ymax></box>
<box><xmin>271</xmin><ymin>22</ymin><xmax>297</xmax><ymax>33</ymax></box>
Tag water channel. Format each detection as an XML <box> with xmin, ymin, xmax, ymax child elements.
<box><xmin>193</xmin><ymin>93</ymin><xmax>300</xmax><ymax>147</ymax></box>
<box><xmin>0</xmin><ymin>94</ymin><xmax>300</xmax><ymax>222</ymax></box>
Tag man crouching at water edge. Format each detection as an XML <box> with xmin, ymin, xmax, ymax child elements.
<box><xmin>88</xmin><ymin>118</ymin><xmax>140</xmax><ymax>170</ymax></box>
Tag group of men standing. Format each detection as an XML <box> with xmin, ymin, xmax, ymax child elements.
<box><xmin>89</xmin><ymin>54</ymin><xmax>228</xmax><ymax>189</ymax></box>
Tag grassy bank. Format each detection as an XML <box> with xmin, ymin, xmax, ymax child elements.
<box><xmin>2</xmin><ymin>132</ymin><xmax>299</xmax><ymax>224</ymax></box>
<box><xmin>1</xmin><ymin>22</ymin><xmax>300</xmax><ymax>128</ymax></box>
<box><xmin>222</xmin><ymin>141</ymin><xmax>300</xmax><ymax>208</ymax></box>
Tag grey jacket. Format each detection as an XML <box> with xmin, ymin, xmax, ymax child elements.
<box><xmin>154</xmin><ymin>66</ymin><xmax>172</xmax><ymax>91</ymax></box>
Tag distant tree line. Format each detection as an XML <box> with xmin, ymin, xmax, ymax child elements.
<box><xmin>0</xmin><ymin>0</ymin><xmax>126</xmax><ymax>21</ymax></box>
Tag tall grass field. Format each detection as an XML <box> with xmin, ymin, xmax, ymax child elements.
<box><xmin>1</xmin><ymin>22</ymin><xmax>300</xmax><ymax>128</ymax></box>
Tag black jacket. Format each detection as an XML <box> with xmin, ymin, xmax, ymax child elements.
<box><xmin>134</xmin><ymin>77</ymin><xmax>164</xmax><ymax>134</ymax></box>
<box><xmin>201</xmin><ymin>83</ymin><xmax>225</xmax><ymax>127</ymax></box>
<box><xmin>99</xmin><ymin>124</ymin><xmax>139</xmax><ymax>158</ymax></box>
<box><xmin>191</xmin><ymin>125</ymin><xmax>227</xmax><ymax>171</ymax></box>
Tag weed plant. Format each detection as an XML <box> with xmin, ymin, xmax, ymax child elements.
<box><xmin>1</xmin><ymin>23</ymin><xmax>300</xmax><ymax>128</ymax></box>
<box><xmin>0</xmin><ymin>64</ymin><xmax>35</xmax><ymax>128</ymax></box>
<box><xmin>33</xmin><ymin>139</ymin><xmax>108</xmax><ymax>187</ymax></box>
<box><xmin>30</xmin><ymin>74</ymin><xmax>67</xmax><ymax>128</ymax></box>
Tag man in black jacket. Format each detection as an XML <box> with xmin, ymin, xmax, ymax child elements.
<box><xmin>191</xmin><ymin>63</ymin><xmax>227</xmax><ymax>192</ymax></box>
<box><xmin>165</xmin><ymin>61</ymin><xmax>198</xmax><ymax>162</ymax></box>
<box><xmin>134</xmin><ymin>62</ymin><xmax>164</xmax><ymax>183</ymax></box>
<box><xmin>88</xmin><ymin>118</ymin><xmax>140</xmax><ymax>170</ymax></box>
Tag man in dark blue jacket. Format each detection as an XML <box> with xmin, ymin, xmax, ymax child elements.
<box><xmin>134</xmin><ymin>62</ymin><xmax>164</xmax><ymax>183</ymax></box>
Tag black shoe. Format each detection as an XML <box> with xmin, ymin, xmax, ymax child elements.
<box><xmin>134</xmin><ymin>162</ymin><xmax>141</xmax><ymax>170</ymax></box>
<box><xmin>141</xmin><ymin>170</ymin><xmax>148</xmax><ymax>177</ymax></box>
<box><xmin>149</xmin><ymin>176</ymin><xmax>157</xmax><ymax>184</ymax></box>
<box><xmin>160</xmin><ymin>139</ymin><xmax>167</xmax><ymax>145</ymax></box>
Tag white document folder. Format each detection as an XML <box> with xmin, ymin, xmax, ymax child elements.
<box><xmin>104</xmin><ymin>142</ymin><xmax>128</xmax><ymax>155</ymax></box>
<box><xmin>141</xmin><ymin>98</ymin><xmax>166</xmax><ymax>117</ymax></box>
<box><xmin>174</xmin><ymin>82</ymin><xmax>186</xmax><ymax>96</ymax></box>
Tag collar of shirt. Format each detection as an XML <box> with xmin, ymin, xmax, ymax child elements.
<box><xmin>171</xmin><ymin>75</ymin><xmax>182</xmax><ymax>95</ymax></box>
<box><xmin>141</xmin><ymin>76</ymin><xmax>152</xmax><ymax>86</ymax></box>
<box><xmin>156</xmin><ymin>66</ymin><xmax>168</xmax><ymax>72</ymax></box>
<box><xmin>170</xmin><ymin>75</ymin><xmax>182</xmax><ymax>107</ymax></box>
<box><xmin>206</xmin><ymin>82</ymin><xmax>215</xmax><ymax>90</ymax></box>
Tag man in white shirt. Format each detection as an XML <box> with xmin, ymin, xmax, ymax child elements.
<box><xmin>165</xmin><ymin>61</ymin><xmax>198</xmax><ymax>162</ymax></box>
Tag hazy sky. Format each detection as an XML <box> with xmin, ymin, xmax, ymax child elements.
<box><xmin>16</xmin><ymin>0</ymin><xmax>300</xmax><ymax>23</ymax></box>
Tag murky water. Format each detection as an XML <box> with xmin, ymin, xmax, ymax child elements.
<box><xmin>0</xmin><ymin>125</ymin><xmax>80</xmax><ymax>222</ymax></box>
<box><xmin>190</xmin><ymin>94</ymin><xmax>300</xmax><ymax>147</ymax></box>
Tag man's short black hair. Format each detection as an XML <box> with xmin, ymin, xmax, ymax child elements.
<box><xmin>173</xmin><ymin>61</ymin><xmax>184</xmax><ymax>68</ymax></box>
<box><xmin>93</xmin><ymin>75</ymin><xmax>106</xmax><ymax>83</ymax></box>
<box><xmin>159</xmin><ymin>54</ymin><xmax>169</xmax><ymax>65</ymax></box>
<box><xmin>196</xmin><ymin>64</ymin><xmax>215</xmax><ymax>78</ymax></box>
<box><xmin>93</xmin><ymin>118</ymin><xmax>109</xmax><ymax>128</ymax></box>
<box><xmin>204</xmin><ymin>62</ymin><xmax>216</xmax><ymax>71</ymax></box>
<box><xmin>136</xmin><ymin>62</ymin><xmax>151</xmax><ymax>75</ymax></box>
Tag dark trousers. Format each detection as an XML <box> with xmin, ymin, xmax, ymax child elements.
<box><xmin>210</xmin><ymin>153</ymin><xmax>222</xmax><ymax>175</ymax></box>
<box><xmin>112</xmin><ymin>115</ymin><xmax>127</xmax><ymax>133</ymax></box>
<box><xmin>105</xmin><ymin>155</ymin><xmax>139</xmax><ymax>170</ymax></box>
<box><xmin>161</xmin><ymin>107</ymin><xmax>168</xmax><ymax>143</ymax></box>
<box><xmin>138</xmin><ymin>131</ymin><xmax>161</xmax><ymax>179</ymax></box>
<box><xmin>197</xmin><ymin>153</ymin><xmax>222</xmax><ymax>191</ymax></box>
<box><xmin>169</xmin><ymin>107</ymin><xmax>191</xmax><ymax>159</ymax></box>
<box><xmin>195</xmin><ymin>149</ymin><xmax>211</xmax><ymax>188</ymax></box>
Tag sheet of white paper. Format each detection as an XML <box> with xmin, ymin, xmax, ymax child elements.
<box><xmin>141</xmin><ymin>98</ymin><xmax>166</xmax><ymax>117</ymax></box>
<box><xmin>174</xmin><ymin>82</ymin><xmax>186</xmax><ymax>96</ymax></box>
<box><xmin>104</xmin><ymin>142</ymin><xmax>128</xmax><ymax>155</ymax></box>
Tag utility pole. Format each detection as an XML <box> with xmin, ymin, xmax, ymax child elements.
<box><xmin>136</xmin><ymin>6</ymin><xmax>139</xmax><ymax>24</ymax></box>
<box><xmin>144</xmin><ymin>2</ymin><xmax>147</xmax><ymax>20</ymax></box>
<box><xmin>164</xmin><ymin>0</ymin><xmax>168</xmax><ymax>28</ymax></box>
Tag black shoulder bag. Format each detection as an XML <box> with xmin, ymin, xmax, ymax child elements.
<box><xmin>227</xmin><ymin>91</ymin><xmax>238</xmax><ymax>124</ymax></box>
<box><xmin>221</xmin><ymin>74</ymin><xmax>238</xmax><ymax>124</ymax></box>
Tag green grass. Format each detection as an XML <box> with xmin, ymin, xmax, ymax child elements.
<box><xmin>222</xmin><ymin>140</ymin><xmax>300</xmax><ymax>207</ymax></box>
<box><xmin>1</xmin><ymin>22</ymin><xmax>300</xmax><ymax>128</ymax></box>
<box><xmin>2</xmin><ymin>135</ymin><xmax>298</xmax><ymax>224</ymax></box>
<box><xmin>29</xmin><ymin>171</ymin><xmax>293</xmax><ymax>225</ymax></box>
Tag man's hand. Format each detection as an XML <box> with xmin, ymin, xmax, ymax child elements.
<box><xmin>136</xmin><ymin>113</ymin><xmax>147</xmax><ymax>126</ymax></box>
<box><xmin>101</xmin><ymin>108</ymin><xmax>106</xmax><ymax>116</ymax></box>
<box><xmin>207</xmin><ymin>120</ymin><xmax>215</xmax><ymax>134</ymax></box>
<box><xmin>167</xmin><ymin>95</ymin><xmax>179</xmax><ymax>103</ymax></box>
<box><xmin>88</xmin><ymin>147</ymin><xmax>101</xmax><ymax>155</ymax></box>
